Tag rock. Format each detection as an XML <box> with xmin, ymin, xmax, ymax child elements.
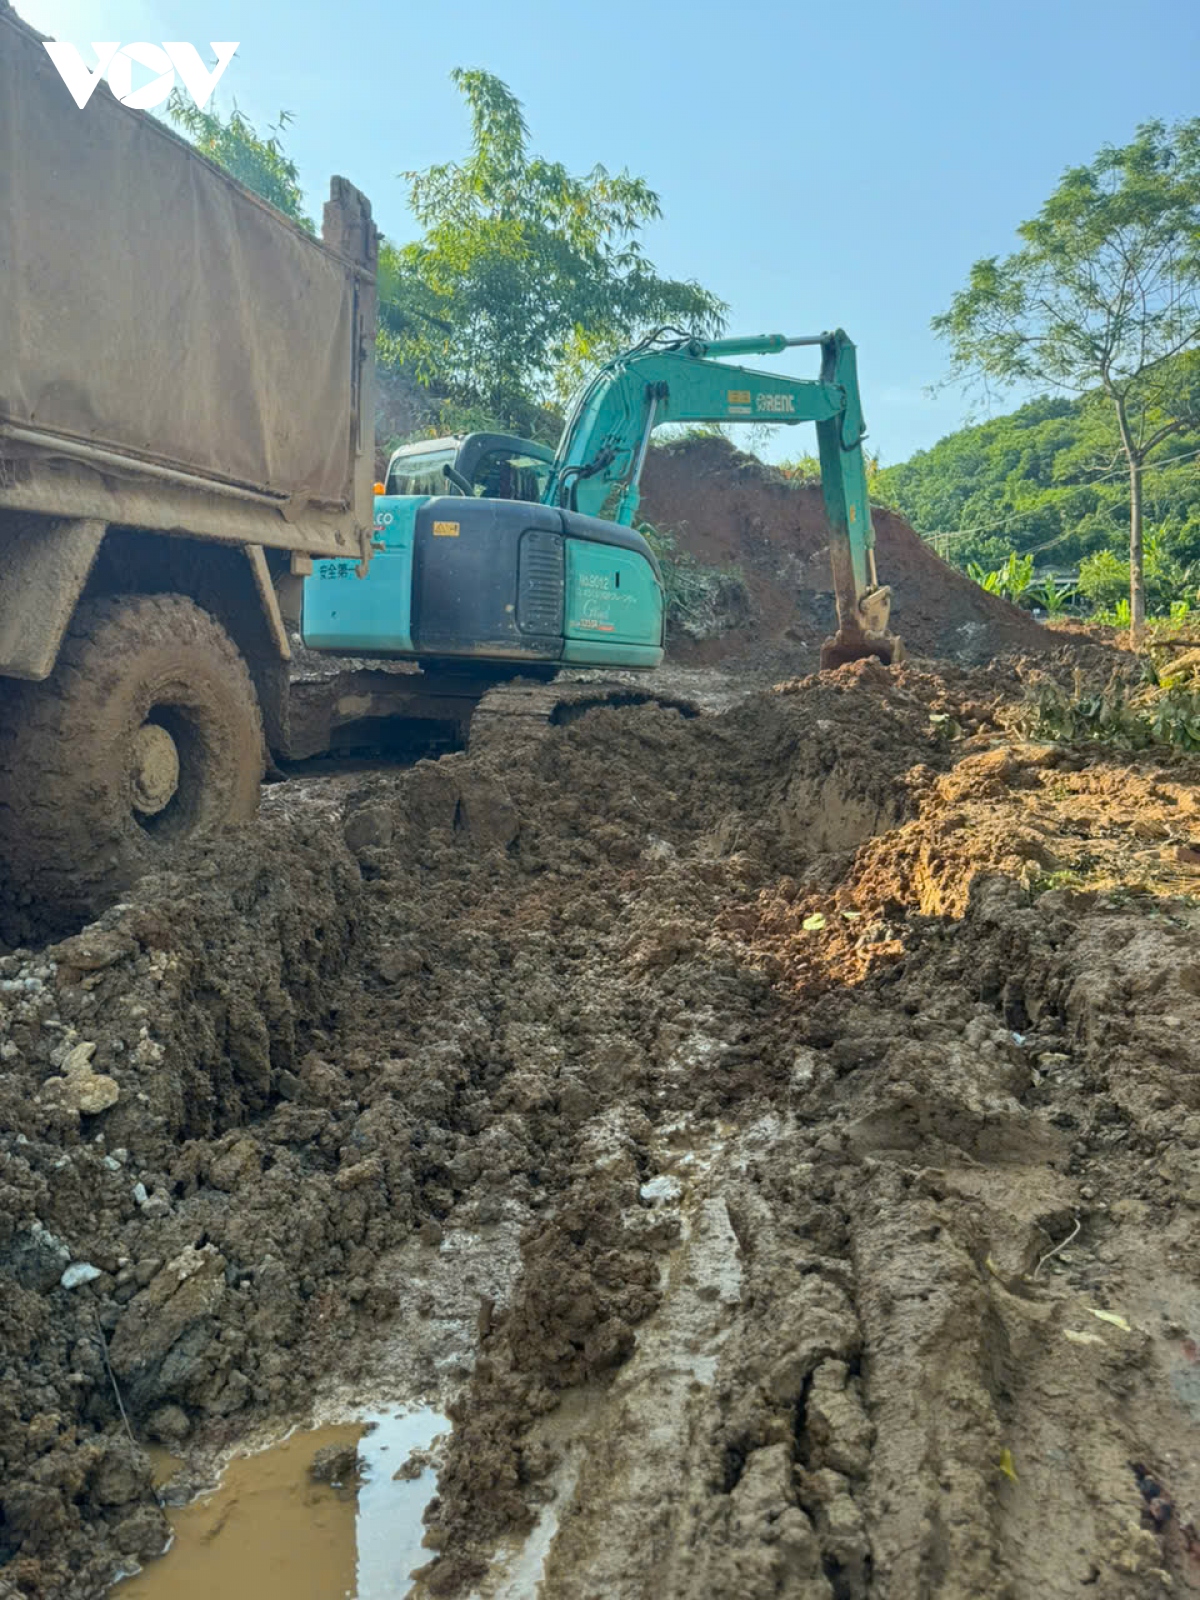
<box><xmin>108</xmin><ymin>1244</ymin><xmax>227</xmax><ymax>1400</ymax></box>
<box><xmin>50</xmin><ymin>929</ymin><xmax>135</xmax><ymax>974</ymax></box>
<box><xmin>335</xmin><ymin>1156</ymin><xmax>383</xmax><ymax>1191</ymax></box>
<box><xmin>209</xmin><ymin>1138</ymin><xmax>260</xmax><ymax>1193</ymax></box>
<box><xmin>0</xmin><ymin>1480</ymin><xmax>72</xmax><ymax>1541</ymax></box>
<box><xmin>404</xmin><ymin>763</ymin><xmax>460</xmax><ymax>834</ymax></box>
<box><xmin>72</xmin><ymin>1074</ymin><xmax>121</xmax><ymax>1114</ymax></box>
<box><xmin>60</xmin><ymin>1262</ymin><xmax>102</xmax><ymax>1290</ymax></box>
<box><xmin>724</xmin><ymin>1444</ymin><xmax>827</xmax><ymax>1587</ymax></box>
<box><xmin>805</xmin><ymin>1360</ymin><xmax>874</xmax><ymax>1479</ymax></box>
<box><xmin>41</xmin><ymin>1061</ymin><xmax>120</xmax><ymax>1115</ymax></box>
<box><xmin>640</xmin><ymin>1175</ymin><xmax>683</xmax><ymax>1206</ymax></box>
<box><xmin>6</xmin><ymin>1223</ymin><xmax>71</xmax><ymax>1293</ymax></box>
<box><xmin>310</xmin><ymin>1443</ymin><xmax>360</xmax><ymax>1485</ymax></box>
<box><xmin>343</xmin><ymin>805</ymin><xmax>394</xmax><ymax>853</ymax></box>
<box><xmin>91</xmin><ymin>1440</ymin><xmax>150</xmax><ymax>1507</ymax></box>
<box><xmin>796</xmin><ymin>1467</ymin><xmax>871</xmax><ymax>1590</ymax></box>
<box><xmin>267</xmin><ymin>1105</ymin><xmax>328</xmax><ymax>1144</ymax></box>
<box><xmin>112</xmin><ymin>1504</ymin><xmax>171</xmax><ymax>1562</ymax></box>
<box><xmin>146</xmin><ymin>1405</ymin><xmax>191</xmax><ymax>1445</ymax></box>
<box><xmin>211</xmin><ymin>1369</ymin><xmax>251</xmax><ymax>1415</ymax></box>
<box><xmin>456</xmin><ymin>774</ymin><xmax>519</xmax><ymax>849</ymax></box>
<box><xmin>374</xmin><ymin>945</ymin><xmax>423</xmax><ymax>982</ymax></box>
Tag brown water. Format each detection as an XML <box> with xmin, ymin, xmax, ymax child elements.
<box><xmin>116</xmin><ymin>1410</ymin><xmax>447</xmax><ymax>1600</ymax></box>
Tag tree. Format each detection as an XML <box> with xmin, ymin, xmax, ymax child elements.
<box><xmin>382</xmin><ymin>70</ymin><xmax>727</xmax><ymax>436</ymax></box>
<box><xmin>873</xmin><ymin>390</ymin><xmax>1200</xmax><ymax>579</ymax></box>
<box><xmin>933</xmin><ymin>120</ymin><xmax>1200</xmax><ymax>638</ymax></box>
<box><xmin>166</xmin><ymin>93</ymin><xmax>314</xmax><ymax>232</ymax></box>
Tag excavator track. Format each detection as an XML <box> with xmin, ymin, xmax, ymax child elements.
<box><xmin>468</xmin><ymin>677</ymin><xmax>701</xmax><ymax>759</ymax></box>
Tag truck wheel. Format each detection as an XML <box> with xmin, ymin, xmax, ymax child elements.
<box><xmin>0</xmin><ymin>594</ymin><xmax>264</xmax><ymax>928</ymax></box>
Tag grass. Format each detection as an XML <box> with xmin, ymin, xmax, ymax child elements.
<box><xmin>636</xmin><ymin>520</ymin><xmax>751</xmax><ymax>640</ymax></box>
<box><xmin>1025</xmin><ymin>867</ymin><xmax>1089</xmax><ymax>896</ymax></box>
<box><xmin>1020</xmin><ymin>670</ymin><xmax>1200</xmax><ymax>755</ymax></box>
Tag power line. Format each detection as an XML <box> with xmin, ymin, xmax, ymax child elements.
<box><xmin>920</xmin><ymin>443</ymin><xmax>1200</xmax><ymax>555</ymax></box>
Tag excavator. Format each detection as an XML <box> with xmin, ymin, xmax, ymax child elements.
<box><xmin>301</xmin><ymin>330</ymin><xmax>902</xmax><ymax>710</ymax></box>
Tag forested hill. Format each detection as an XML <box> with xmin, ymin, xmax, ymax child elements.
<box><xmin>873</xmin><ymin>393</ymin><xmax>1200</xmax><ymax>575</ymax></box>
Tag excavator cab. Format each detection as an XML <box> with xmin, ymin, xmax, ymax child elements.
<box><xmin>383</xmin><ymin>434</ymin><xmax>555</xmax><ymax>505</ymax></box>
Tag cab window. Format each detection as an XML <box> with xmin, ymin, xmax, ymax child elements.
<box><xmin>470</xmin><ymin>449</ymin><xmax>551</xmax><ymax>504</ymax></box>
<box><xmin>385</xmin><ymin>448</ymin><xmax>457</xmax><ymax>496</ymax></box>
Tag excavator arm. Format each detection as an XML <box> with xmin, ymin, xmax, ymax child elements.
<box><xmin>543</xmin><ymin>329</ymin><xmax>902</xmax><ymax>667</ymax></box>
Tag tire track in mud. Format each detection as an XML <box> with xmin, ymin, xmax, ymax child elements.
<box><xmin>1</xmin><ymin>655</ymin><xmax>1199</xmax><ymax>1598</ymax></box>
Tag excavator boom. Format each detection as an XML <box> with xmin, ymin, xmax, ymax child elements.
<box><xmin>544</xmin><ymin>329</ymin><xmax>901</xmax><ymax>667</ymax></box>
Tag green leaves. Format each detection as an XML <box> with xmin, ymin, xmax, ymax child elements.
<box><xmin>166</xmin><ymin>92</ymin><xmax>313</xmax><ymax>233</ymax></box>
<box><xmin>937</xmin><ymin>119</ymin><xmax>1200</xmax><ymax>402</ymax></box>
<box><xmin>1033</xmin><ymin>575</ymin><xmax>1077</xmax><ymax>616</ymax></box>
<box><xmin>966</xmin><ymin>551</ymin><xmax>1033</xmax><ymax>601</ymax></box>
<box><xmin>381</xmin><ymin>70</ymin><xmax>727</xmax><ymax>434</ymax></box>
<box><xmin>875</xmin><ymin>376</ymin><xmax>1200</xmax><ymax>594</ymax></box>
<box><xmin>1079</xmin><ymin>533</ymin><xmax>1200</xmax><ymax>617</ymax></box>
<box><xmin>932</xmin><ymin>119</ymin><xmax>1200</xmax><ymax>631</ymax></box>
<box><xmin>1078</xmin><ymin>549</ymin><xmax>1130</xmax><ymax>609</ymax></box>
<box><xmin>1023</xmin><ymin>675</ymin><xmax>1200</xmax><ymax>752</ymax></box>
<box><xmin>635</xmin><ymin>520</ymin><xmax>749</xmax><ymax>639</ymax></box>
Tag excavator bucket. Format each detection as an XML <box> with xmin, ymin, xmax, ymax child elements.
<box><xmin>820</xmin><ymin>628</ymin><xmax>905</xmax><ymax>670</ymax></box>
<box><xmin>819</xmin><ymin>584</ymin><xmax>905</xmax><ymax>669</ymax></box>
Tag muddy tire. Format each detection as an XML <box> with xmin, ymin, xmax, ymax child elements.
<box><xmin>0</xmin><ymin>594</ymin><xmax>264</xmax><ymax>928</ymax></box>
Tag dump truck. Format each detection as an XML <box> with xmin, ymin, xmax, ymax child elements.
<box><xmin>0</xmin><ymin>6</ymin><xmax>901</xmax><ymax>935</ymax></box>
<box><xmin>0</xmin><ymin>5</ymin><xmax>379</xmax><ymax>926</ymax></box>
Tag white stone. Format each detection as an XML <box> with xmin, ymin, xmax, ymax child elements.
<box><xmin>640</xmin><ymin>1175</ymin><xmax>683</xmax><ymax>1205</ymax></box>
<box><xmin>60</xmin><ymin>1262</ymin><xmax>101</xmax><ymax>1290</ymax></box>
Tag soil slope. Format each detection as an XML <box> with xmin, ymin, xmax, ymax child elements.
<box><xmin>639</xmin><ymin>436</ymin><xmax>1068</xmax><ymax>669</ymax></box>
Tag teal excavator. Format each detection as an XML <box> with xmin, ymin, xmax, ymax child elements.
<box><xmin>302</xmin><ymin>328</ymin><xmax>901</xmax><ymax>677</ymax></box>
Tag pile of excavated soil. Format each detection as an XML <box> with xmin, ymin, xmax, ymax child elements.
<box><xmin>2</xmin><ymin>650</ymin><xmax>1200</xmax><ymax>1598</ymax></box>
<box><xmin>640</xmin><ymin>435</ymin><xmax>1079</xmax><ymax>671</ymax></box>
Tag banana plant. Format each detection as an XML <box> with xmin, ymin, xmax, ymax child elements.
<box><xmin>968</xmin><ymin>552</ymin><xmax>1034</xmax><ymax>604</ymax></box>
<box><xmin>1034</xmin><ymin>576</ymin><xmax>1077</xmax><ymax>616</ymax></box>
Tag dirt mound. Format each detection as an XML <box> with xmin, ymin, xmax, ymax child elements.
<box><xmin>2</xmin><ymin>657</ymin><xmax>1200</xmax><ymax>1598</ymax></box>
<box><xmin>640</xmin><ymin>435</ymin><xmax>1064</xmax><ymax>669</ymax></box>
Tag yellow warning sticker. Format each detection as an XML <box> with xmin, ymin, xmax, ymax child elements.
<box><xmin>849</xmin><ymin>505</ymin><xmax>857</xmax><ymax>523</ymax></box>
<box><xmin>432</xmin><ymin>521</ymin><xmax>460</xmax><ymax>537</ymax></box>
<box><xmin>727</xmin><ymin>389</ymin><xmax>752</xmax><ymax>405</ymax></box>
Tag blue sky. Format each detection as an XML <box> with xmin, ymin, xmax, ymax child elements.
<box><xmin>17</xmin><ymin>0</ymin><xmax>1200</xmax><ymax>464</ymax></box>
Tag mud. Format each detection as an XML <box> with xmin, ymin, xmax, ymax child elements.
<box><xmin>119</xmin><ymin>1408</ymin><xmax>447</xmax><ymax>1599</ymax></box>
<box><xmin>118</xmin><ymin>1423</ymin><xmax>364</xmax><ymax>1599</ymax></box>
<box><xmin>0</xmin><ymin>639</ymin><xmax>1199</xmax><ymax>1598</ymax></box>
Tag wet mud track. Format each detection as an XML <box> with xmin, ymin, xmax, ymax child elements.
<box><xmin>1</xmin><ymin>652</ymin><xmax>1199</xmax><ymax>1598</ymax></box>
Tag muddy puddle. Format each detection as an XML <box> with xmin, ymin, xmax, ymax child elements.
<box><xmin>116</xmin><ymin>1409</ymin><xmax>448</xmax><ymax>1600</ymax></box>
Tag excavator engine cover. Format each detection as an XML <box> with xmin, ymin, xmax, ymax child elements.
<box><xmin>302</xmin><ymin>496</ymin><xmax>665</xmax><ymax>669</ymax></box>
